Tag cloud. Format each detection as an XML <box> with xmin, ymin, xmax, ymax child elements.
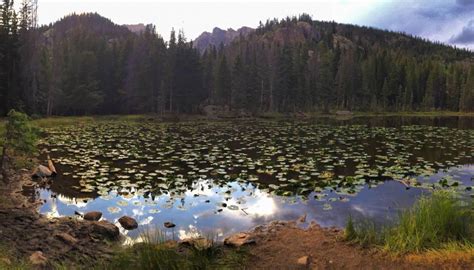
<box><xmin>358</xmin><ymin>0</ymin><xmax>474</xmax><ymax>50</ymax></box>
<box><xmin>456</xmin><ymin>0</ymin><xmax>474</xmax><ymax>6</ymax></box>
<box><xmin>450</xmin><ymin>20</ymin><xmax>474</xmax><ymax>44</ymax></box>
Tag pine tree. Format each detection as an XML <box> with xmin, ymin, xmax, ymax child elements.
<box><xmin>460</xmin><ymin>66</ymin><xmax>474</xmax><ymax>112</ymax></box>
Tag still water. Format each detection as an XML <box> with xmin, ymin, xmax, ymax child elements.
<box><xmin>34</xmin><ymin>116</ymin><xmax>474</xmax><ymax>241</ymax></box>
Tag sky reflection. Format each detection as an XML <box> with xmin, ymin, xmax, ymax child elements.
<box><xmin>38</xmin><ymin>165</ymin><xmax>474</xmax><ymax>240</ymax></box>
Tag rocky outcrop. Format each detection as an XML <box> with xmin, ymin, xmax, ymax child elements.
<box><xmin>118</xmin><ymin>216</ymin><xmax>138</xmax><ymax>230</ymax></box>
<box><xmin>194</xmin><ymin>26</ymin><xmax>254</xmax><ymax>53</ymax></box>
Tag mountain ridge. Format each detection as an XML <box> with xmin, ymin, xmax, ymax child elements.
<box><xmin>193</xmin><ymin>26</ymin><xmax>254</xmax><ymax>52</ymax></box>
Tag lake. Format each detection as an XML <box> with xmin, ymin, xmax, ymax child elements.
<box><xmin>34</xmin><ymin>116</ymin><xmax>474</xmax><ymax>242</ymax></box>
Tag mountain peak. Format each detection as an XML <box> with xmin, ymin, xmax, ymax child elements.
<box><xmin>194</xmin><ymin>26</ymin><xmax>255</xmax><ymax>52</ymax></box>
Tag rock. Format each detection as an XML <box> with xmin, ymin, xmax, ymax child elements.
<box><xmin>91</xmin><ymin>221</ymin><xmax>120</xmax><ymax>239</ymax></box>
<box><xmin>224</xmin><ymin>232</ymin><xmax>256</xmax><ymax>247</ymax></box>
<box><xmin>298</xmin><ymin>214</ymin><xmax>307</xmax><ymax>223</ymax></box>
<box><xmin>164</xmin><ymin>221</ymin><xmax>176</xmax><ymax>228</ymax></box>
<box><xmin>56</xmin><ymin>233</ymin><xmax>78</xmax><ymax>245</ymax></box>
<box><xmin>47</xmin><ymin>156</ymin><xmax>57</xmax><ymax>176</ymax></box>
<box><xmin>179</xmin><ymin>237</ymin><xmax>212</xmax><ymax>250</ymax></box>
<box><xmin>84</xmin><ymin>211</ymin><xmax>102</xmax><ymax>221</ymax></box>
<box><xmin>297</xmin><ymin>255</ymin><xmax>311</xmax><ymax>268</ymax></box>
<box><xmin>29</xmin><ymin>251</ymin><xmax>47</xmax><ymax>266</ymax></box>
<box><xmin>118</xmin><ymin>216</ymin><xmax>138</xmax><ymax>230</ymax></box>
<box><xmin>32</xmin><ymin>165</ymin><xmax>52</xmax><ymax>178</ymax></box>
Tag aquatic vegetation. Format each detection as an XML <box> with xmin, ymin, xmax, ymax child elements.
<box><xmin>40</xmin><ymin>120</ymin><xmax>473</xmax><ymax>202</ymax></box>
<box><xmin>36</xmin><ymin>119</ymin><xmax>474</xmax><ymax>238</ymax></box>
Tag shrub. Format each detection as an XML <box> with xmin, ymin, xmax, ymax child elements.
<box><xmin>1</xmin><ymin>110</ymin><xmax>39</xmax><ymax>169</ymax></box>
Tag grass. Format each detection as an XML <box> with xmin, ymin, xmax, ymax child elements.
<box><xmin>18</xmin><ymin>110</ymin><xmax>474</xmax><ymax>129</ymax></box>
<box><xmin>345</xmin><ymin>191</ymin><xmax>474</xmax><ymax>254</ymax></box>
<box><xmin>98</xmin><ymin>230</ymin><xmax>248</xmax><ymax>270</ymax></box>
<box><xmin>0</xmin><ymin>245</ymin><xmax>30</xmax><ymax>270</ymax></box>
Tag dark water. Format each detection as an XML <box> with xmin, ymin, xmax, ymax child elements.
<box><xmin>34</xmin><ymin>116</ymin><xmax>474</xmax><ymax>241</ymax></box>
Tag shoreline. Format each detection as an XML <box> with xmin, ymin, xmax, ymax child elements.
<box><xmin>0</xmin><ymin>163</ymin><xmax>122</xmax><ymax>268</ymax></box>
<box><xmin>1</xmin><ymin>164</ymin><xmax>474</xmax><ymax>269</ymax></box>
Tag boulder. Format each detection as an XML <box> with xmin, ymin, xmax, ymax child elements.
<box><xmin>297</xmin><ymin>255</ymin><xmax>311</xmax><ymax>268</ymax></box>
<box><xmin>84</xmin><ymin>211</ymin><xmax>102</xmax><ymax>221</ymax></box>
<box><xmin>47</xmin><ymin>156</ymin><xmax>57</xmax><ymax>176</ymax></box>
<box><xmin>179</xmin><ymin>237</ymin><xmax>212</xmax><ymax>250</ymax></box>
<box><xmin>56</xmin><ymin>233</ymin><xmax>78</xmax><ymax>245</ymax></box>
<box><xmin>29</xmin><ymin>251</ymin><xmax>47</xmax><ymax>266</ymax></box>
<box><xmin>164</xmin><ymin>221</ymin><xmax>176</xmax><ymax>228</ymax></box>
<box><xmin>118</xmin><ymin>216</ymin><xmax>138</xmax><ymax>230</ymax></box>
<box><xmin>32</xmin><ymin>165</ymin><xmax>52</xmax><ymax>178</ymax></box>
<box><xmin>91</xmin><ymin>221</ymin><xmax>120</xmax><ymax>239</ymax></box>
<box><xmin>223</xmin><ymin>232</ymin><xmax>256</xmax><ymax>247</ymax></box>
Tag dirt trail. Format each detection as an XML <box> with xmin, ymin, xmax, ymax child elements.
<box><xmin>246</xmin><ymin>221</ymin><xmax>474</xmax><ymax>269</ymax></box>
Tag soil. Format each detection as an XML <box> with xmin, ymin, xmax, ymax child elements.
<box><xmin>245</xmin><ymin>220</ymin><xmax>474</xmax><ymax>270</ymax></box>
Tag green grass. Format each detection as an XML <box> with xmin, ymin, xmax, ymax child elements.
<box><xmin>98</xmin><ymin>230</ymin><xmax>248</xmax><ymax>270</ymax></box>
<box><xmin>0</xmin><ymin>245</ymin><xmax>30</xmax><ymax>270</ymax></box>
<box><xmin>345</xmin><ymin>191</ymin><xmax>474</xmax><ymax>253</ymax></box>
<box><xmin>351</xmin><ymin>111</ymin><xmax>474</xmax><ymax>117</ymax></box>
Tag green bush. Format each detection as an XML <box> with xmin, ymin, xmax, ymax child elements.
<box><xmin>4</xmin><ymin>110</ymin><xmax>39</xmax><ymax>156</ymax></box>
<box><xmin>1</xmin><ymin>110</ymin><xmax>39</xmax><ymax>169</ymax></box>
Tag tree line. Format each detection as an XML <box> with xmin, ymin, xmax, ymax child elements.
<box><xmin>1</xmin><ymin>3</ymin><xmax>473</xmax><ymax>116</ymax></box>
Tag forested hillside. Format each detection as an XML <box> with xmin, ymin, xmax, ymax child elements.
<box><xmin>1</xmin><ymin>3</ymin><xmax>473</xmax><ymax>116</ymax></box>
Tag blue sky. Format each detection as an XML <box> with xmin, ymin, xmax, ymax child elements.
<box><xmin>38</xmin><ymin>0</ymin><xmax>474</xmax><ymax>49</ymax></box>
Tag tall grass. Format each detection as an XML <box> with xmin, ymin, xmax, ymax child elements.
<box><xmin>345</xmin><ymin>191</ymin><xmax>474</xmax><ymax>253</ymax></box>
<box><xmin>100</xmin><ymin>229</ymin><xmax>248</xmax><ymax>270</ymax></box>
<box><xmin>0</xmin><ymin>245</ymin><xmax>30</xmax><ymax>270</ymax></box>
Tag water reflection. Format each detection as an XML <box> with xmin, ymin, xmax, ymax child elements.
<box><xmin>37</xmin><ymin>165</ymin><xmax>473</xmax><ymax>240</ymax></box>
<box><xmin>35</xmin><ymin>116</ymin><xmax>474</xmax><ymax>240</ymax></box>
